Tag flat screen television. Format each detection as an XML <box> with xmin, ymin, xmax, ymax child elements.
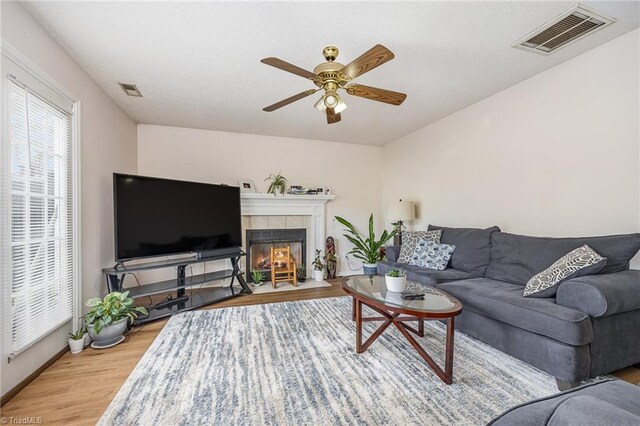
<box><xmin>113</xmin><ymin>173</ymin><xmax>242</xmax><ymax>261</ymax></box>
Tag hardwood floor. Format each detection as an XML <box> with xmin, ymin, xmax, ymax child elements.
<box><xmin>2</xmin><ymin>278</ymin><xmax>639</xmax><ymax>425</ymax></box>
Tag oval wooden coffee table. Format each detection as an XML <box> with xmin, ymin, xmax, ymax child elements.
<box><xmin>342</xmin><ymin>275</ymin><xmax>463</xmax><ymax>384</ymax></box>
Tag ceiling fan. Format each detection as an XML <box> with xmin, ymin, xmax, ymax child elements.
<box><xmin>261</xmin><ymin>45</ymin><xmax>407</xmax><ymax>124</ymax></box>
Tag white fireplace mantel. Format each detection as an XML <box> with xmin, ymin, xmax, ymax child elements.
<box><xmin>240</xmin><ymin>193</ymin><xmax>335</xmax><ymax>267</ymax></box>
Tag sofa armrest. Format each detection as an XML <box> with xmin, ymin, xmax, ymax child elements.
<box><xmin>384</xmin><ymin>245</ymin><xmax>401</xmax><ymax>262</ymax></box>
<box><xmin>556</xmin><ymin>270</ymin><xmax>640</xmax><ymax>317</ymax></box>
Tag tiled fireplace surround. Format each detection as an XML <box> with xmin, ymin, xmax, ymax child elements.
<box><xmin>239</xmin><ymin>193</ymin><xmax>334</xmax><ymax>276</ymax></box>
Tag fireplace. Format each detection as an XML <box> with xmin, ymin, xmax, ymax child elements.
<box><xmin>246</xmin><ymin>228</ymin><xmax>306</xmax><ymax>283</ymax></box>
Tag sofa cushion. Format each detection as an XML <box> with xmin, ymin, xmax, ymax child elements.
<box><xmin>428</xmin><ymin>225</ymin><xmax>500</xmax><ymax>276</ymax></box>
<box><xmin>409</xmin><ymin>239</ymin><xmax>456</xmax><ymax>270</ymax></box>
<box><xmin>397</xmin><ymin>230</ymin><xmax>441</xmax><ymax>263</ymax></box>
<box><xmin>549</xmin><ymin>395</ymin><xmax>640</xmax><ymax>426</ymax></box>
<box><xmin>489</xmin><ymin>379</ymin><xmax>640</xmax><ymax>426</ymax></box>
<box><xmin>436</xmin><ymin>278</ymin><xmax>593</xmax><ymax>345</ymax></box>
<box><xmin>378</xmin><ymin>261</ymin><xmax>473</xmax><ymax>285</ymax></box>
<box><xmin>486</xmin><ymin>232</ymin><xmax>640</xmax><ymax>285</ymax></box>
<box><xmin>523</xmin><ymin>245</ymin><xmax>606</xmax><ymax>298</ymax></box>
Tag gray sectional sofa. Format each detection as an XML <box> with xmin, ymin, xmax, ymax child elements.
<box><xmin>379</xmin><ymin>225</ymin><xmax>640</xmax><ymax>389</ymax></box>
<box><xmin>489</xmin><ymin>378</ymin><xmax>640</xmax><ymax>425</ymax></box>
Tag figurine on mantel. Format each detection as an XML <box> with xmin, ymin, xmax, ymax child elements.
<box><xmin>325</xmin><ymin>236</ymin><xmax>337</xmax><ymax>279</ymax></box>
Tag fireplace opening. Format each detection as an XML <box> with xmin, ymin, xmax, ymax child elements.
<box><xmin>246</xmin><ymin>228</ymin><xmax>306</xmax><ymax>283</ymax></box>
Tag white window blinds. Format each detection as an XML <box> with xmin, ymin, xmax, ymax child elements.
<box><xmin>7</xmin><ymin>77</ymin><xmax>75</xmax><ymax>355</ymax></box>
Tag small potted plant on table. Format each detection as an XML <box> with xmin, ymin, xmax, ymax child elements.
<box><xmin>312</xmin><ymin>249</ymin><xmax>325</xmax><ymax>281</ymax></box>
<box><xmin>385</xmin><ymin>269</ymin><xmax>407</xmax><ymax>292</ymax></box>
<box><xmin>335</xmin><ymin>214</ymin><xmax>397</xmax><ymax>276</ymax></box>
<box><xmin>84</xmin><ymin>291</ymin><xmax>148</xmax><ymax>349</ymax></box>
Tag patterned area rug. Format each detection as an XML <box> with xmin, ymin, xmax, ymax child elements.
<box><xmin>99</xmin><ymin>297</ymin><xmax>558</xmax><ymax>425</ymax></box>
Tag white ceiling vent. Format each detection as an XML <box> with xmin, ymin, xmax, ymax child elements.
<box><xmin>513</xmin><ymin>4</ymin><xmax>615</xmax><ymax>55</ymax></box>
<box><xmin>118</xmin><ymin>82</ymin><xmax>143</xmax><ymax>97</ymax></box>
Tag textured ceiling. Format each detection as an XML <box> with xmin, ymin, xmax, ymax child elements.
<box><xmin>24</xmin><ymin>1</ymin><xmax>640</xmax><ymax>146</ymax></box>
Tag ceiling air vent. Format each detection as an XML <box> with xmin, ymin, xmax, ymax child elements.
<box><xmin>118</xmin><ymin>82</ymin><xmax>143</xmax><ymax>97</ymax></box>
<box><xmin>513</xmin><ymin>4</ymin><xmax>614</xmax><ymax>55</ymax></box>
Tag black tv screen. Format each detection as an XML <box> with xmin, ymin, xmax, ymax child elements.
<box><xmin>113</xmin><ymin>173</ymin><xmax>242</xmax><ymax>261</ymax></box>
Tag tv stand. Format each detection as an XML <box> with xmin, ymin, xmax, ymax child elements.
<box><xmin>102</xmin><ymin>250</ymin><xmax>251</xmax><ymax>324</ymax></box>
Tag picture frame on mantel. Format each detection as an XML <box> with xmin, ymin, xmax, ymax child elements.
<box><xmin>239</xmin><ymin>179</ymin><xmax>257</xmax><ymax>193</ymax></box>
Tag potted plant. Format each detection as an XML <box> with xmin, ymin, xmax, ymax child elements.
<box><xmin>251</xmin><ymin>269</ymin><xmax>266</xmax><ymax>286</ymax></box>
<box><xmin>265</xmin><ymin>172</ymin><xmax>287</xmax><ymax>196</ymax></box>
<box><xmin>385</xmin><ymin>269</ymin><xmax>407</xmax><ymax>292</ymax></box>
<box><xmin>312</xmin><ymin>249</ymin><xmax>325</xmax><ymax>281</ymax></box>
<box><xmin>68</xmin><ymin>328</ymin><xmax>86</xmax><ymax>354</ymax></box>
<box><xmin>296</xmin><ymin>265</ymin><xmax>307</xmax><ymax>282</ymax></box>
<box><xmin>84</xmin><ymin>291</ymin><xmax>148</xmax><ymax>348</ymax></box>
<box><xmin>335</xmin><ymin>214</ymin><xmax>397</xmax><ymax>276</ymax></box>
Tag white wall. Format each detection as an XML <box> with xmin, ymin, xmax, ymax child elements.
<box><xmin>382</xmin><ymin>29</ymin><xmax>640</xmax><ymax>267</ymax></box>
<box><xmin>137</xmin><ymin>124</ymin><xmax>383</xmax><ymax>276</ymax></box>
<box><xmin>1</xmin><ymin>2</ymin><xmax>137</xmax><ymax>396</ymax></box>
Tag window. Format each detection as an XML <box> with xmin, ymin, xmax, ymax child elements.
<box><xmin>2</xmin><ymin>55</ymin><xmax>78</xmax><ymax>357</ymax></box>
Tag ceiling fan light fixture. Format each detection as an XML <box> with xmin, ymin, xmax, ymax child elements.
<box><xmin>314</xmin><ymin>95</ymin><xmax>327</xmax><ymax>112</ymax></box>
<box><xmin>333</xmin><ymin>97</ymin><xmax>347</xmax><ymax>113</ymax></box>
<box><xmin>323</xmin><ymin>90</ymin><xmax>339</xmax><ymax>108</ymax></box>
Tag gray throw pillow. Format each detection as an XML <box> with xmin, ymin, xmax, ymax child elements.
<box><xmin>524</xmin><ymin>245</ymin><xmax>606</xmax><ymax>298</ymax></box>
<box><xmin>409</xmin><ymin>239</ymin><xmax>456</xmax><ymax>271</ymax></box>
<box><xmin>398</xmin><ymin>230</ymin><xmax>442</xmax><ymax>263</ymax></box>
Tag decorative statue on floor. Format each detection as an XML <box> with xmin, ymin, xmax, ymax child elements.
<box><xmin>325</xmin><ymin>236</ymin><xmax>337</xmax><ymax>279</ymax></box>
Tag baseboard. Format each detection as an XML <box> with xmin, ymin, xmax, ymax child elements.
<box><xmin>0</xmin><ymin>346</ymin><xmax>69</xmax><ymax>407</ymax></box>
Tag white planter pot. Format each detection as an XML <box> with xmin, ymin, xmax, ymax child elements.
<box><xmin>83</xmin><ymin>332</ymin><xmax>91</xmax><ymax>348</ymax></box>
<box><xmin>68</xmin><ymin>338</ymin><xmax>84</xmax><ymax>354</ymax></box>
<box><xmin>385</xmin><ymin>275</ymin><xmax>407</xmax><ymax>292</ymax></box>
<box><xmin>312</xmin><ymin>269</ymin><xmax>324</xmax><ymax>282</ymax></box>
<box><xmin>87</xmin><ymin>317</ymin><xmax>128</xmax><ymax>346</ymax></box>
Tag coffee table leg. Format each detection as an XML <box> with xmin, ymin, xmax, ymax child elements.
<box><xmin>352</xmin><ymin>298</ymin><xmax>356</xmax><ymax>321</ymax></box>
<box><xmin>418</xmin><ymin>319</ymin><xmax>424</xmax><ymax>337</ymax></box>
<box><xmin>445</xmin><ymin>317</ymin><xmax>455</xmax><ymax>383</ymax></box>
<box><xmin>355</xmin><ymin>298</ymin><xmax>362</xmax><ymax>353</ymax></box>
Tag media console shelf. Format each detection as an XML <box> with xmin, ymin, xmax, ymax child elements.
<box><xmin>102</xmin><ymin>250</ymin><xmax>251</xmax><ymax>324</ymax></box>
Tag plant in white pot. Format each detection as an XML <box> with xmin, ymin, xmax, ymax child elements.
<box><xmin>84</xmin><ymin>291</ymin><xmax>147</xmax><ymax>349</ymax></box>
<box><xmin>385</xmin><ymin>269</ymin><xmax>407</xmax><ymax>292</ymax></box>
<box><xmin>312</xmin><ymin>249</ymin><xmax>325</xmax><ymax>281</ymax></box>
<box><xmin>335</xmin><ymin>214</ymin><xmax>397</xmax><ymax>276</ymax></box>
<box><xmin>68</xmin><ymin>328</ymin><xmax>86</xmax><ymax>354</ymax></box>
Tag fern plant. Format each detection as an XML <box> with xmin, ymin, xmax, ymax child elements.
<box><xmin>265</xmin><ymin>172</ymin><xmax>287</xmax><ymax>195</ymax></box>
<box><xmin>335</xmin><ymin>214</ymin><xmax>397</xmax><ymax>264</ymax></box>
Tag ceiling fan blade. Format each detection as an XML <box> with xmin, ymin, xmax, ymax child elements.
<box><xmin>261</xmin><ymin>57</ymin><xmax>317</xmax><ymax>79</ymax></box>
<box><xmin>326</xmin><ymin>108</ymin><xmax>341</xmax><ymax>124</ymax></box>
<box><xmin>339</xmin><ymin>44</ymin><xmax>395</xmax><ymax>80</ymax></box>
<box><xmin>346</xmin><ymin>84</ymin><xmax>407</xmax><ymax>106</ymax></box>
<box><xmin>263</xmin><ymin>89</ymin><xmax>318</xmax><ymax>112</ymax></box>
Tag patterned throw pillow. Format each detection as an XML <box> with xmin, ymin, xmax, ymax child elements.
<box><xmin>524</xmin><ymin>245</ymin><xmax>606</xmax><ymax>298</ymax></box>
<box><xmin>409</xmin><ymin>239</ymin><xmax>456</xmax><ymax>270</ymax></box>
<box><xmin>398</xmin><ymin>230</ymin><xmax>442</xmax><ymax>263</ymax></box>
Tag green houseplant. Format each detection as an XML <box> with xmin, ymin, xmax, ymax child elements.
<box><xmin>251</xmin><ymin>269</ymin><xmax>266</xmax><ymax>286</ymax></box>
<box><xmin>84</xmin><ymin>291</ymin><xmax>147</xmax><ymax>347</ymax></box>
<box><xmin>265</xmin><ymin>172</ymin><xmax>287</xmax><ymax>196</ymax></box>
<box><xmin>385</xmin><ymin>268</ymin><xmax>406</xmax><ymax>292</ymax></box>
<box><xmin>68</xmin><ymin>327</ymin><xmax>87</xmax><ymax>354</ymax></box>
<box><xmin>335</xmin><ymin>214</ymin><xmax>397</xmax><ymax>276</ymax></box>
<box><xmin>312</xmin><ymin>249</ymin><xmax>325</xmax><ymax>281</ymax></box>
